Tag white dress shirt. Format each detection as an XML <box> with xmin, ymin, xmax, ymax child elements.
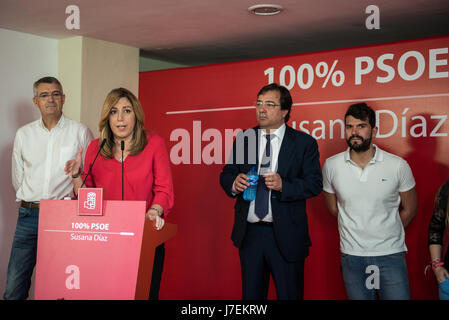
<box><xmin>246</xmin><ymin>124</ymin><xmax>286</xmax><ymax>223</ymax></box>
<box><xmin>12</xmin><ymin>114</ymin><xmax>93</xmax><ymax>202</ymax></box>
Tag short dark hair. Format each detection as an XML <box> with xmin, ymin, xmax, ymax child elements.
<box><xmin>33</xmin><ymin>76</ymin><xmax>62</xmax><ymax>96</ymax></box>
<box><xmin>345</xmin><ymin>103</ymin><xmax>375</xmax><ymax>128</ymax></box>
<box><xmin>257</xmin><ymin>83</ymin><xmax>292</xmax><ymax>122</ymax></box>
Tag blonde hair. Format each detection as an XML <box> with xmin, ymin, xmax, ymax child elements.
<box><xmin>98</xmin><ymin>88</ymin><xmax>148</xmax><ymax>159</ymax></box>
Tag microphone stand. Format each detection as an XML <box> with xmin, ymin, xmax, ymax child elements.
<box><xmin>121</xmin><ymin>140</ymin><xmax>124</xmax><ymax>200</ymax></box>
<box><xmin>80</xmin><ymin>138</ymin><xmax>107</xmax><ymax>189</ymax></box>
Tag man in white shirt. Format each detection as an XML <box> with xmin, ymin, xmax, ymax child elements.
<box><xmin>4</xmin><ymin>77</ymin><xmax>93</xmax><ymax>300</ymax></box>
<box><xmin>322</xmin><ymin>103</ymin><xmax>417</xmax><ymax>300</ymax></box>
<box><xmin>220</xmin><ymin>83</ymin><xmax>322</xmax><ymax>299</ymax></box>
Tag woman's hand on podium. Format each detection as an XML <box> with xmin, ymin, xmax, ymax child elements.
<box><xmin>146</xmin><ymin>206</ymin><xmax>165</xmax><ymax>230</ymax></box>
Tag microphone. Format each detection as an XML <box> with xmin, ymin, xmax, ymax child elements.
<box><xmin>121</xmin><ymin>140</ymin><xmax>124</xmax><ymax>200</ymax></box>
<box><xmin>80</xmin><ymin>138</ymin><xmax>107</xmax><ymax>188</ymax></box>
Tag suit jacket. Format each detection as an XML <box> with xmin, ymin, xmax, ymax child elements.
<box><xmin>220</xmin><ymin>125</ymin><xmax>322</xmax><ymax>262</ymax></box>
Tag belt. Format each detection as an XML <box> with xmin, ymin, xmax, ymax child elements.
<box><xmin>20</xmin><ymin>201</ymin><xmax>40</xmax><ymax>209</ymax></box>
<box><xmin>250</xmin><ymin>221</ymin><xmax>273</xmax><ymax>227</ymax></box>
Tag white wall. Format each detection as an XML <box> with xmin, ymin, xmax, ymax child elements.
<box><xmin>80</xmin><ymin>36</ymin><xmax>139</xmax><ymax>137</ymax></box>
<box><xmin>58</xmin><ymin>36</ymin><xmax>139</xmax><ymax>137</ymax></box>
<box><xmin>0</xmin><ymin>28</ymin><xmax>58</xmax><ymax>299</ymax></box>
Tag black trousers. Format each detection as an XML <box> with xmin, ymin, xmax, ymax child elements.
<box><xmin>239</xmin><ymin>223</ymin><xmax>305</xmax><ymax>300</ymax></box>
<box><xmin>149</xmin><ymin>243</ymin><xmax>165</xmax><ymax>300</ymax></box>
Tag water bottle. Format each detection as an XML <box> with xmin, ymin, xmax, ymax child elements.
<box><xmin>243</xmin><ymin>166</ymin><xmax>258</xmax><ymax>201</ymax></box>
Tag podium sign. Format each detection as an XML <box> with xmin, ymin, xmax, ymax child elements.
<box><xmin>35</xmin><ymin>200</ymin><xmax>147</xmax><ymax>299</ymax></box>
<box><xmin>78</xmin><ymin>188</ymin><xmax>103</xmax><ymax>216</ymax></box>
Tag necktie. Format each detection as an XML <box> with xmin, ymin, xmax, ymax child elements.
<box><xmin>255</xmin><ymin>134</ymin><xmax>273</xmax><ymax>220</ymax></box>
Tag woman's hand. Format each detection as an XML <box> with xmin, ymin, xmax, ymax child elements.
<box><xmin>65</xmin><ymin>147</ymin><xmax>83</xmax><ymax>180</ymax></box>
<box><xmin>146</xmin><ymin>207</ymin><xmax>165</xmax><ymax>230</ymax></box>
<box><xmin>434</xmin><ymin>266</ymin><xmax>449</xmax><ymax>283</ymax></box>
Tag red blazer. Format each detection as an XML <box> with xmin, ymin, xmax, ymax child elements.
<box><xmin>82</xmin><ymin>134</ymin><xmax>174</xmax><ymax>215</ymax></box>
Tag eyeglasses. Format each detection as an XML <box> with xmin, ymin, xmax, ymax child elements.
<box><xmin>255</xmin><ymin>101</ymin><xmax>280</xmax><ymax>108</ymax></box>
<box><xmin>37</xmin><ymin>91</ymin><xmax>63</xmax><ymax>100</ymax></box>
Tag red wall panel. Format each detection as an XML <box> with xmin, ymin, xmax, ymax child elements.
<box><xmin>139</xmin><ymin>35</ymin><xmax>449</xmax><ymax>299</ymax></box>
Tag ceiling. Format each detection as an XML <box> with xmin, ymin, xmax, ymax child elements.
<box><xmin>1</xmin><ymin>0</ymin><xmax>448</xmax><ymax>66</ymax></box>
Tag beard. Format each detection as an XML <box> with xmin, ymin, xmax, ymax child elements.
<box><xmin>346</xmin><ymin>134</ymin><xmax>372</xmax><ymax>152</ymax></box>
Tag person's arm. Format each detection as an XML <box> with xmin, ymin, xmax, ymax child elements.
<box><xmin>323</xmin><ymin>191</ymin><xmax>339</xmax><ymax>218</ymax></box>
<box><xmin>151</xmin><ymin>137</ymin><xmax>174</xmax><ymax>214</ymax></box>
<box><xmin>220</xmin><ymin>132</ymin><xmax>248</xmax><ymax>198</ymax></box>
<box><xmin>429</xmin><ymin>244</ymin><xmax>449</xmax><ymax>282</ymax></box>
<box><xmin>11</xmin><ymin>132</ymin><xmax>23</xmax><ymax>193</ymax></box>
<box><xmin>321</xmin><ymin>158</ymin><xmax>338</xmax><ymax>217</ymax></box>
<box><xmin>71</xmin><ymin>175</ymin><xmax>83</xmax><ymax>196</ymax></box>
<box><xmin>280</xmin><ymin>136</ymin><xmax>322</xmax><ymax>202</ymax></box>
<box><xmin>397</xmin><ymin>159</ymin><xmax>417</xmax><ymax>228</ymax></box>
<box><xmin>81</xmin><ymin>127</ymin><xmax>94</xmax><ymax>168</ymax></box>
<box><xmin>428</xmin><ymin>182</ymin><xmax>449</xmax><ymax>282</ymax></box>
<box><xmin>399</xmin><ymin>187</ymin><xmax>417</xmax><ymax>228</ymax></box>
<box><xmin>149</xmin><ymin>137</ymin><xmax>174</xmax><ymax>230</ymax></box>
<box><xmin>64</xmin><ymin>147</ymin><xmax>84</xmax><ymax>195</ymax></box>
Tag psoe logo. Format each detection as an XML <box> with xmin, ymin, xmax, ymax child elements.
<box><xmin>84</xmin><ymin>192</ymin><xmax>96</xmax><ymax>210</ymax></box>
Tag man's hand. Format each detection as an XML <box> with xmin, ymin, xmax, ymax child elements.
<box><xmin>263</xmin><ymin>173</ymin><xmax>282</xmax><ymax>191</ymax></box>
<box><xmin>233</xmin><ymin>173</ymin><xmax>250</xmax><ymax>193</ymax></box>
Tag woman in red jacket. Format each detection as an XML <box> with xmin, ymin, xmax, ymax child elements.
<box><xmin>65</xmin><ymin>87</ymin><xmax>174</xmax><ymax>299</ymax></box>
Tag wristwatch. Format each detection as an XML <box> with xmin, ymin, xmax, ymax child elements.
<box><xmin>72</xmin><ymin>168</ymin><xmax>82</xmax><ymax>179</ymax></box>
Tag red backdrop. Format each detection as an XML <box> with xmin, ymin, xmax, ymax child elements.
<box><xmin>139</xmin><ymin>35</ymin><xmax>449</xmax><ymax>299</ymax></box>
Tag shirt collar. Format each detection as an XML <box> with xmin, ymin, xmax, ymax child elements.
<box><xmin>38</xmin><ymin>114</ymin><xmax>66</xmax><ymax>131</ymax></box>
<box><xmin>344</xmin><ymin>144</ymin><xmax>383</xmax><ymax>163</ymax></box>
<box><xmin>372</xmin><ymin>144</ymin><xmax>383</xmax><ymax>162</ymax></box>
<box><xmin>260</xmin><ymin>123</ymin><xmax>286</xmax><ymax>141</ymax></box>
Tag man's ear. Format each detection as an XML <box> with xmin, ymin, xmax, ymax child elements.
<box><xmin>282</xmin><ymin>109</ymin><xmax>288</xmax><ymax>121</ymax></box>
<box><xmin>32</xmin><ymin>96</ymin><xmax>39</xmax><ymax>108</ymax></box>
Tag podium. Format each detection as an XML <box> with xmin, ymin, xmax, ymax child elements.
<box><xmin>34</xmin><ymin>199</ymin><xmax>177</xmax><ymax>300</ymax></box>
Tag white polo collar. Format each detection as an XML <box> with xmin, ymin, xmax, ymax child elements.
<box><xmin>344</xmin><ymin>144</ymin><xmax>384</xmax><ymax>163</ymax></box>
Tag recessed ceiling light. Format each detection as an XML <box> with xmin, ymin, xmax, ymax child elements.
<box><xmin>248</xmin><ymin>4</ymin><xmax>283</xmax><ymax>16</ymax></box>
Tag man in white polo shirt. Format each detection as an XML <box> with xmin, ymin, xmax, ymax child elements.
<box><xmin>322</xmin><ymin>103</ymin><xmax>417</xmax><ymax>300</ymax></box>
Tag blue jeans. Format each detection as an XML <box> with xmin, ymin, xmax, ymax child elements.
<box><xmin>3</xmin><ymin>207</ymin><xmax>39</xmax><ymax>300</ymax></box>
<box><xmin>340</xmin><ymin>252</ymin><xmax>410</xmax><ymax>300</ymax></box>
<box><xmin>439</xmin><ymin>277</ymin><xmax>449</xmax><ymax>300</ymax></box>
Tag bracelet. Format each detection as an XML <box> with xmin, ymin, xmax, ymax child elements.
<box><xmin>431</xmin><ymin>258</ymin><xmax>441</xmax><ymax>267</ymax></box>
<box><xmin>149</xmin><ymin>207</ymin><xmax>162</xmax><ymax>217</ymax></box>
<box><xmin>72</xmin><ymin>168</ymin><xmax>82</xmax><ymax>179</ymax></box>
<box><xmin>432</xmin><ymin>262</ymin><xmax>445</xmax><ymax>270</ymax></box>
<box><xmin>425</xmin><ymin>258</ymin><xmax>443</xmax><ymax>275</ymax></box>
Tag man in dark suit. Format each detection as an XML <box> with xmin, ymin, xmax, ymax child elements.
<box><xmin>220</xmin><ymin>83</ymin><xmax>322</xmax><ymax>300</ymax></box>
